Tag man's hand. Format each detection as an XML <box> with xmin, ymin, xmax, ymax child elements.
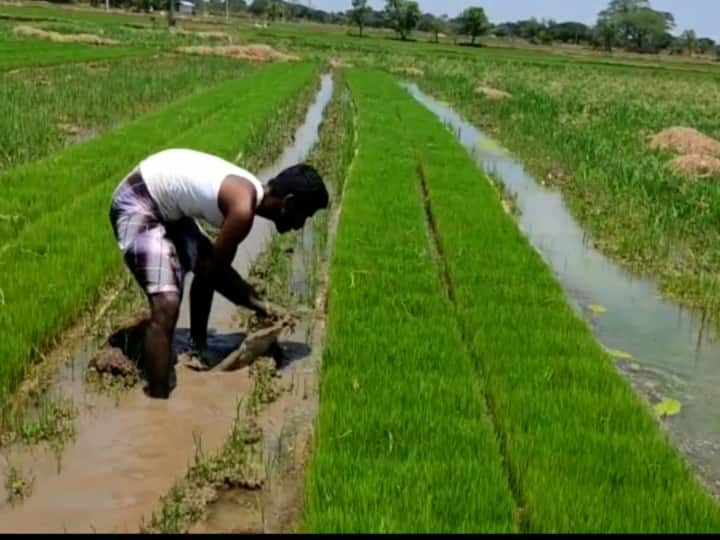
<box><xmin>250</xmin><ymin>296</ymin><xmax>286</xmax><ymax>320</ymax></box>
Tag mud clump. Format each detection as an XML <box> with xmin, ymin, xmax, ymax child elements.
<box><xmin>88</xmin><ymin>347</ymin><xmax>137</xmax><ymax>377</ymax></box>
<box><xmin>4</xmin><ymin>463</ymin><xmax>34</xmax><ymax>507</ymax></box>
<box><xmin>649</xmin><ymin>127</ymin><xmax>720</xmax><ymax>179</ymax></box>
<box><xmin>669</xmin><ymin>154</ymin><xmax>720</xmax><ymax>179</ymax></box>
<box><xmin>176</xmin><ymin>44</ymin><xmax>299</xmax><ymax>63</ymax></box>
<box><xmin>649</xmin><ymin>127</ymin><xmax>720</xmax><ymax>158</ymax></box>
<box><xmin>14</xmin><ymin>25</ymin><xmax>121</xmax><ymax>46</ymax></box>
<box><xmin>329</xmin><ymin>57</ymin><xmax>353</xmax><ymax>69</ymax></box>
<box><xmin>475</xmin><ymin>85</ymin><xmax>512</xmax><ymax>101</ymax></box>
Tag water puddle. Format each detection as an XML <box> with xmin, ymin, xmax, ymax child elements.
<box><xmin>0</xmin><ymin>73</ymin><xmax>334</xmax><ymax>532</ymax></box>
<box><xmin>405</xmin><ymin>82</ymin><xmax>720</xmax><ymax>496</ymax></box>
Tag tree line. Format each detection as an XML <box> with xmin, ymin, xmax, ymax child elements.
<box><xmin>75</xmin><ymin>0</ymin><xmax>718</xmax><ymax>57</ymax></box>
<box><xmin>346</xmin><ymin>0</ymin><xmax>717</xmax><ymax>56</ymax></box>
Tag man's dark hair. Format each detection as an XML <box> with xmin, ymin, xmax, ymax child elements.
<box><xmin>268</xmin><ymin>163</ymin><xmax>329</xmax><ymax>213</ymax></box>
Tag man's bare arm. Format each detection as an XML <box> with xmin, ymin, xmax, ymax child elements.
<box><xmin>208</xmin><ymin>177</ymin><xmax>277</xmax><ymax>317</ymax></box>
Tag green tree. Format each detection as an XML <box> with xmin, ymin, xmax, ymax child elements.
<box><xmin>267</xmin><ymin>0</ymin><xmax>284</xmax><ymax>21</ymax></box>
<box><xmin>598</xmin><ymin>0</ymin><xmax>675</xmax><ymax>52</ymax></box>
<box><xmin>418</xmin><ymin>13</ymin><xmax>446</xmax><ymax>43</ymax></box>
<box><xmin>680</xmin><ymin>29</ymin><xmax>697</xmax><ymax>56</ymax></box>
<box><xmin>249</xmin><ymin>0</ymin><xmax>270</xmax><ymax>16</ymax></box>
<box><xmin>594</xmin><ymin>16</ymin><xmax>619</xmax><ymax>51</ymax></box>
<box><xmin>458</xmin><ymin>6</ymin><xmax>490</xmax><ymax>45</ymax></box>
<box><xmin>697</xmin><ymin>37</ymin><xmax>716</xmax><ymax>54</ymax></box>
<box><xmin>621</xmin><ymin>7</ymin><xmax>673</xmax><ymax>50</ymax></box>
<box><xmin>350</xmin><ymin>0</ymin><xmax>371</xmax><ymax>36</ymax></box>
<box><xmin>385</xmin><ymin>0</ymin><xmax>421</xmax><ymax>41</ymax></box>
<box><xmin>167</xmin><ymin>0</ymin><xmax>175</xmax><ymax>27</ymax></box>
<box><xmin>549</xmin><ymin>21</ymin><xmax>591</xmax><ymax>44</ymax></box>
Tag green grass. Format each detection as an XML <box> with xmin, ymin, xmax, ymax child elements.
<box><xmin>0</xmin><ymin>54</ymin><xmax>249</xmax><ymax>171</ymax></box>
<box><xmin>0</xmin><ymin>61</ymin><xmax>319</xmax><ymax>414</ymax></box>
<box><xmin>376</xmin><ymin>70</ymin><xmax>720</xmax><ymax>531</ymax></box>
<box><xmin>0</xmin><ymin>3</ymin><xmax>155</xmax><ymax>27</ymax></box>
<box><xmin>0</xmin><ymin>61</ymin><xmax>260</xmax><ymax>245</ymax></box>
<box><xmin>302</xmin><ymin>68</ymin><xmax>517</xmax><ymax>533</ymax></box>
<box><xmin>415</xmin><ymin>55</ymin><xmax>720</xmax><ymax>318</ymax></box>
<box><xmin>0</xmin><ymin>35</ymin><xmax>147</xmax><ymax>70</ymax></box>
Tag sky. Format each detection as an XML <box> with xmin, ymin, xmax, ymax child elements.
<box><xmin>306</xmin><ymin>0</ymin><xmax>719</xmax><ymax>41</ymax></box>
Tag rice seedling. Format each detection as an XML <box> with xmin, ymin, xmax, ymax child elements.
<box><xmin>0</xmin><ymin>54</ymin><xmax>250</xmax><ymax>171</ymax></box>
<box><xmin>395</xmin><ymin>69</ymin><xmax>720</xmax><ymax>532</ymax></box>
<box><xmin>302</xmin><ymin>68</ymin><xmax>517</xmax><ymax>533</ymax></box>
<box><xmin>0</xmin><ymin>37</ymin><xmax>146</xmax><ymax>71</ymax></box>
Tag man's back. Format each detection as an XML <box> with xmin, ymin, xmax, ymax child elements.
<box><xmin>139</xmin><ymin>149</ymin><xmax>264</xmax><ymax>227</ymax></box>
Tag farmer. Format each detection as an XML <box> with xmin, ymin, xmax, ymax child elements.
<box><xmin>109</xmin><ymin>148</ymin><xmax>328</xmax><ymax>399</ymax></box>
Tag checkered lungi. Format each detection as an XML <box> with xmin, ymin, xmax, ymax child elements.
<box><xmin>109</xmin><ymin>169</ymin><xmax>211</xmax><ymax>296</ymax></box>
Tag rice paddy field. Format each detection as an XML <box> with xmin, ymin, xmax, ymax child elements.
<box><xmin>2</xmin><ymin>1</ymin><xmax>720</xmax><ymax>533</ymax></box>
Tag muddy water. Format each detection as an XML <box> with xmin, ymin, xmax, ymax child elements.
<box><xmin>0</xmin><ymin>74</ymin><xmax>334</xmax><ymax>533</ymax></box>
<box><xmin>405</xmin><ymin>82</ymin><xmax>720</xmax><ymax>496</ymax></box>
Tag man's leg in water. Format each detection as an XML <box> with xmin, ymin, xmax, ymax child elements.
<box><xmin>190</xmin><ymin>270</ymin><xmax>213</xmax><ymax>349</ymax></box>
<box><xmin>145</xmin><ymin>292</ymin><xmax>180</xmax><ymax>398</ymax></box>
<box><xmin>190</xmin><ymin>260</ymin><xmax>272</xmax><ymax>344</ymax></box>
<box><xmin>189</xmin><ymin>234</ymin><xmax>271</xmax><ymax>350</ymax></box>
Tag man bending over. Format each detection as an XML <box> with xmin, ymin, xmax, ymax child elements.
<box><xmin>109</xmin><ymin>148</ymin><xmax>328</xmax><ymax>399</ymax></box>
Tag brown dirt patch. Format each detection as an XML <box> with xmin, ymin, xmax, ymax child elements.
<box><xmin>649</xmin><ymin>127</ymin><xmax>720</xmax><ymax>158</ymax></box>
<box><xmin>475</xmin><ymin>85</ymin><xmax>512</xmax><ymax>101</ymax></box>
<box><xmin>669</xmin><ymin>154</ymin><xmax>720</xmax><ymax>179</ymax></box>
<box><xmin>392</xmin><ymin>66</ymin><xmax>425</xmax><ymax>77</ymax></box>
<box><xmin>176</xmin><ymin>44</ymin><xmax>299</xmax><ymax>63</ymax></box>
<box><xmin>13</xmin><ymin>25</ymin><xmax>121</xmax><ymax>46</ymax></box>
<box><xmin>172</xmin><ymin>28</ymin><xmax>230</xmax><ymax>41</ymax></box>
<box><xmin>329</xmin><ymin>57</ymin><xmax>353</xmax><ymax>69</ymax></box>
<box><xmin>58</xmin><ymin>123</ymin><xmax>82</xmax><ymax>136</ymax></box>
<box><xmin>88</xmin><ymin>347</ymin><xmax>137</xmax><ymax>378</ymax></box>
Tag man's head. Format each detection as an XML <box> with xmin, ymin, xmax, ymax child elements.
<box><xmin>261</xmin><ymin>164</ymin><xmax>329</xmax><ymax>233</ymax></box>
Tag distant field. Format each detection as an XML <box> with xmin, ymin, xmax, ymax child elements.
<box><xmin>0</xmin><ymin>36</ymin><xmax>146</xmax><ymax>70</ymax></box>
<box><xmin>0</xmin><ymin>54</ymin><xmax>248</xmax><ymax>169</ymax></box>
<box><xmin>0</xmin><ymin>2</ymin><xmax>154</xmax><ymax>26</ymax></box>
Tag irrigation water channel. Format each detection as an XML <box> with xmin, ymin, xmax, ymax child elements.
<box><xmin>0</xmin><ymin>73</ymin><xmax>334</xmax><ymax>533</ymax></box>
<box><xmin>405</xmin><ymin>82</ymin><xmax>720</xmax><ymax>497</ymax></box>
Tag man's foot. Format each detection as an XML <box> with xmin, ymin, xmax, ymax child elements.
<box><xmin>188</xmin><ymin>337</ymin><xmax>214</xmax><ymax>367</ymax></box>
<box><xmin>143</xmin><ymin>382</ymin><xmax>171</xmax><ymax>399</ymax></box>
